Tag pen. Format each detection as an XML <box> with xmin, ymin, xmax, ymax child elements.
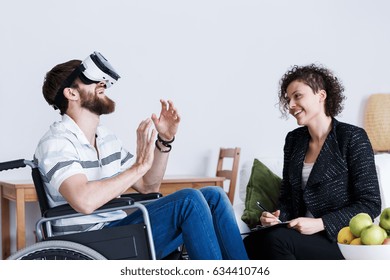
<box><xmin>256</xmin><ymin>201</ymin><xmax>282</xmax><ymax>223</ymax></box>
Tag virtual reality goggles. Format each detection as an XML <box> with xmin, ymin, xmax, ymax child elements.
<box><xmin>54</xmin><ymin>51</ymin><xmax>120</xmax><ymax>109</ymax></box>
<box><xmin>78</xmin><ymin>51</ymin><xmax>120</xmax><ymax>87</ymax></box>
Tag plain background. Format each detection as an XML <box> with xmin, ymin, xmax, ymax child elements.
<box><xmin>1</xmin><ymin>0</ymin><xmax>390</xmax><ymax>255</ymax></box>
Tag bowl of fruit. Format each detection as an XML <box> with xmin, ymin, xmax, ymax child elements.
<box><xmin>337</xmin><ymin>208</ymin><xmax>390</xmax><ymax>260</ymax></box>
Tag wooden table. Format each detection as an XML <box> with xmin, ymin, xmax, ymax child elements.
<box><xmin>0</xmin><ymin>176</ymin><xmax>224</xmax><ymax>259</ymax></box>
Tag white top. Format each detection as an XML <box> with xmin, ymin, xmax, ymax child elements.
<box><xmin>302</xmin><ymin>162</ymin><xmax>314</xmax><ymax>218</ymax></box>
<box><xmin>34</xmin><ymin>114</ymin><xmax>132</xmax><ymax>234</ymax></box>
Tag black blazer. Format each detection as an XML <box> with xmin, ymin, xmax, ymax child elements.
<box><xmin>279</xmin><ymin>118</ymin><xmax>381</xmax><ymax>241</ymax></box>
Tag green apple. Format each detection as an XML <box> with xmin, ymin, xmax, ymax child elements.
<box><xmin>379</xmin><ymin>207</ymin><xmax>390</xmax><ymax>230</ymax></box>
<box><xmin>361</xmin><ymin>224</ymin><xmax>387</xmax><ymax>245</ymax></box>
<box><xmin>349</xmin><ymin>213</ymin><xmax>373</xmax><ymax>237</ymax></box>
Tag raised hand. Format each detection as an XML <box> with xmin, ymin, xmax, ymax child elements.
<box><xmin>134</xmin><ymin>118</ymin><xmax>157</xmax><ymax>175</ymax></box>
<box><xmin>151</xmin><ymin>99</ymin><xmax>180</xmax><ymax>141</ymax></box>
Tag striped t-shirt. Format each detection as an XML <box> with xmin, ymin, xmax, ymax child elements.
<box><xmin>34</xmin><ymin>114</ymin><xmax>133</xmax><ymax>234</ymax></box>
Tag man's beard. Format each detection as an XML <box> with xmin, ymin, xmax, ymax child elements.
<box><xmin>80</xmin><ymin>90</ymin><xmax>115</xmax><ymax>115</ymax></box>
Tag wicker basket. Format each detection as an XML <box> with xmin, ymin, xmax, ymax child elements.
<box><xmin>364</xmin><ymin>94</ymin><xmax>390</xmax><ymax>152</ymax></box>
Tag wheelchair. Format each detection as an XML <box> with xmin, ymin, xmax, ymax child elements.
<box><xmin>0</xmin><ymin>159</ymin><xmax>163</xmax><ymax>260</ymax></box>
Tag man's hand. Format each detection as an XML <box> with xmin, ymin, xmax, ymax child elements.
<box><xmin>134</xmin><ymin>118</ymin><xmax>157</xmax><ymax>175</ymax></box>
<box><xmin>151</xmin><ymin>99</ymin><xmax>180</xmax><ymax>141</ymax></box>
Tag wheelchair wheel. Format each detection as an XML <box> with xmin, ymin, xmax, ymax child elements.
<box><xmin>7</xmin><ymin>240</ymin><xmax>107</xmax><ymax>260</ymax></box>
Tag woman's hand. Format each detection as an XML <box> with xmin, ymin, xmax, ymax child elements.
<box><xmin>134</xmin><ymin>118</ymin><xmax>157</xmax><ymax>175</ymax></box>
<box><xmin>151</xmin><ymin>99</ymin><xmax>180</xmax><ymax>141</ymax></box>
<box><xmin>260</xmin><ymin>210</ymin><xmax>281</xmax><ymax>226</ymax></box>
<box><xmin>288</xmin><ymin>217</ymin><xmax>324</xmax><ymax>235</ymax></box>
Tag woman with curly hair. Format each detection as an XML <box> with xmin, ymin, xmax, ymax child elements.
<box><xmin>243</xmin><ymin>64</ymin><xmax>381</xmax><ymax>259</ymax></box>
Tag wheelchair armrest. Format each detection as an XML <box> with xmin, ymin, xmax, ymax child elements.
<box><xmin>43</xmin><ymin>197</ymin><xmax>135</xmax><ymax>218</ymax></box>
<box><xmin>121</xmin><ymin>192</ymin><xmax>163</xmax><ymax>202</ymax></box>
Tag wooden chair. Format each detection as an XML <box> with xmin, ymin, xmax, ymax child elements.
<box><xmin>216</xmin><ymin>147</ymin><xmax>241</xmax><ymax>204</ymax></box>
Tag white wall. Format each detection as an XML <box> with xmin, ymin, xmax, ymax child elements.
<box><xmin>1</xmin><ymin>0</ymin><xmax>390</xmax><ymax>255</ymax></box>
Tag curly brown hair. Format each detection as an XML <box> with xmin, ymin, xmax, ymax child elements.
<box><xmin>278</xmin><ymin>64</ymin><xmax>346</xmax><ymax>118</ymax></box>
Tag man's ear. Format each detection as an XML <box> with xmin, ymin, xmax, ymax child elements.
<box><xmin>63</xmin><ymin>88</ymin><xmax>79</xmax><ymax>101</ymax></box>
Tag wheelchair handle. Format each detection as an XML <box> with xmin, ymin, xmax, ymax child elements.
<box><xmin>0</xmin><ymin>159</ymin><xmax>27</xmax><ymax>172</ymax></box>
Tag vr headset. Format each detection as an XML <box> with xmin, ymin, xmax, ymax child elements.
<box><xmin>54</xmin><ymin>51</ymin><xmax>120</xmax><ymax>109</ymax></box>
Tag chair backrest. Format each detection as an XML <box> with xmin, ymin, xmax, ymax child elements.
<box><xmin>216</xmin><ymin>147</ymin><xmax>241</xmax><ymax>204</ymax></box>
<box><xmin>31</xmin><ymin>166</ymin><xmax>51</xmax><ymax>216</ymax></box>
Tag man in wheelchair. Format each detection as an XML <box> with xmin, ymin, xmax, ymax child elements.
<box><xmin>33</xmin><ymin>51</ymin><xmax>248</xmax><ymax>260</ymax></box>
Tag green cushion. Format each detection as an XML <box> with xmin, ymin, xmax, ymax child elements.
<box><xmin>241</xmin><ymin>158</ymin><xmax>281</xmax><ymax>229</ymax></box>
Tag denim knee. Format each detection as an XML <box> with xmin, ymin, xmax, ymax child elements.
<box><xmin>175</xmin><ymin>188</ymin><xmax>204</xmax><ymax>200</ymax></box>
<box><xmin>200</xmin><ymin>186</ymin><xmax>229</xmax><ymax>203</ymax></box>
<box><xmin>200</xmin><ymin>186</ymin><xmax>225</xmax><ymax>197</ymax></box>
<box><xmin>171</xmin><ymin>188</ymin><xmax>210</xmax><ymax>209</ymax></box>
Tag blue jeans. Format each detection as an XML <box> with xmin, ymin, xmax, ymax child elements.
<box><xmin>105</xmin><ymin>186</ymin><xmax>248</xmax><ymax>260</ymax></box>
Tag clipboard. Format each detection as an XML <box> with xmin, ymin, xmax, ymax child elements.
<box><xmin>241</xmin><ymin>221</ymin><xmax>289</xmax><ymax>235</ymax></box>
